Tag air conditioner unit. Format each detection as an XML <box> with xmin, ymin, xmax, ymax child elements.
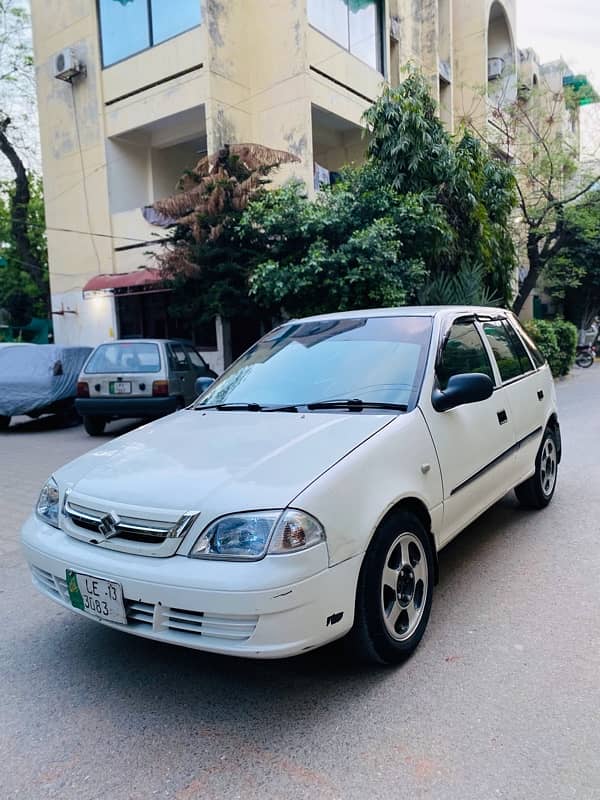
<box><xmin>54</xmin><ymin>49</ymin><xmax>83</xmax><ymax>82</ymax></box>
<box><xmin>488</xmin><ymin>57</ymin><xmax>505</xmax><ymax>81</ymax></box>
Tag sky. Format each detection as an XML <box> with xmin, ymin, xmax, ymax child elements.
<box><xmin>517</xmin><ymin>0</ymin><xmax>600</xmax><ymax>158</ymax></box>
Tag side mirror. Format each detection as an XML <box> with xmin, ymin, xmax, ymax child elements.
<box><xmin>195</xmin><ymin>376</ymin><xmax>215</xmax><ymax>397</ymax></box>
<box><xmin>432</xmin><ymin>373</ymin><xmax>494</xmax><ymax>413</ymax></box>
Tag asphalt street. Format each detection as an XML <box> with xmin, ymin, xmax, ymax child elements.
<box><xmin>1</xmin><ymin>370</ymin><xmax>599</xmax><ymax>800</ymax></box>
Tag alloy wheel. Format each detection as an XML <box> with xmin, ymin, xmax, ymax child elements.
<box><xmin>380</xmin><ymin>532</ymin><xmax>428</xmax><ymax>642</ymax></box>
<box><xmin>540</xmin><ymin>437</ymin><xmax>557</xmax><ymax>498</ymax></box>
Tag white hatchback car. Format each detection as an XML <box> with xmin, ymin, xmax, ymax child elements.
<box><xmin>22</xmin><ymin>307</ymin><xmax>560</xmax><ymax>664</ymax></box>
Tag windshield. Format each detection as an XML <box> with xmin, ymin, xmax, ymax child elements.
<box><xmin>197</xmin><ymin>316</ymin><xmax>433</xmax><ymax>410</ymax></box>
<box><xmin>85</xmin><ymin>342</ymin><xmax>161</xmax><ymax>374</ymax></box>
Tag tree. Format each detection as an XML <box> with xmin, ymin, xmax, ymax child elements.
<box><xmin>0</xmin><ymin>175</ymin><xmax>47</xmax><ymax>324</ymax></box>
<box><xmin>152</xmin><ymin>72</ymin><xmax>517</xmax><ymax>324</ymax></box>
<box><xmin>473</xmin><ymin>82</ymin><xmax>600</xmax><ymax>315</ymax></box>
<box><xmin>0</xmin><ymin>0</ymin><xmax>47</xmax><ymax>323</ymax></box>
<box><xmin>242</xmin><ymin>170</ymin><xmax>435</xmax><ymax>318</ymax></box>
<box><xmin>149</xmin><ymin>143</ymin><xmax>298</xmax><ymax>328</ymax></box>
<box><xmin>248</xmin><ymin>72</ymin><xmax>517</xmax><ymax>317</ymax></box>
<box><xmin>544</xmin><ymin>191</ymin><xmax>600</xmax><ymax>329</ymax></box>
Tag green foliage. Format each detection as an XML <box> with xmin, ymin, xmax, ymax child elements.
<box><xmin>523</xmin><ymin>318</ymin><xmax>577</xmax><ymax>377</ymax></box>
<box><xmin>247</xmin><ymin>71</ymin><xmax>516</xmax><ymax>317</ymax></box>
<box><xmin>363</xmin><ymin>72</ymin><xmax>453</xmax><ymax>194</ymax></box>
<box><xmin>417</xmin><ymin>264</ymin><xmax>500</xmax><ymax>306</ymax></box>
<box><xmin>243</xmin><ymin>171</ymin><xmax>437</xmax><ymax>318</ymax></box>
<box><xmin>161</xmin><ymin>71</ymin><xmax>517</xmax><ymax>323</ymax></box>
<box><xmin>523</xmin><ymin>320</ymin><xmax>560</xmax><ymax>375</ymax></box>
<box><xmin>552</xmin><ymin>319</ymin><xmax>578</xmax><ymax>376</ymax></box>
<box><xmin>163</xmin><ymin>223</ymin><xmax>265</xmax><ymax>326</ymax></box>
<box><xmin>0</xmin><ymin>174</ymin><xmax>48</xmax><ymax>324</ymax></box>
<box><xmin>545</xmin><ymin>191</ymin><xmax>600</xmax><ymax>327</ymax></box>
<box><xmin>364</xmin><ymin>77</ymin><xmax>516</xmax><ymax>298</ymax></box>
<box><xmin>155</xmin><ymin>145</ymin><xmax>299</xmax><ymax>331</ymax></box>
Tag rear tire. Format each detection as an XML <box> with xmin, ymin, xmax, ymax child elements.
<box><xmin>348</xmin><ymin>511</ymin><xmax>434</xmax><ymax>665</ymax></box>
<box><xmin>515</xmin><ymin>427</ymin><xmax>558</xmax><ymax>509</ymax></box>
<box><xmin>576</xmin><ymin>352</ymin><xmax>594</xmax><ymax>368</ymax></box>
<box><xmin>83</xmin><ymin>415</ymin><xmax>105</xmax><ymax>436</ymax></box>
<box><xmin>0</xmin><ymin>415</ymin><xmax>10</xmax><ymax>431</ymax></box>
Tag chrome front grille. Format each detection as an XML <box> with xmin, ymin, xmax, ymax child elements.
<box><xmin>64</xmin><ymin>500</ymin><xmax>174</xmax><ymax>543</ymax></box>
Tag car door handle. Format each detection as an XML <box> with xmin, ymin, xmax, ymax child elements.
<box><xmin>497</xmin><ymin>409</ymin><xmax>508</xmax><ymax>425</ymax></box>
<box><xmin>537</xmin><ymin>390</ymin><xmax>544</xmax><ymax>401</ymax></box>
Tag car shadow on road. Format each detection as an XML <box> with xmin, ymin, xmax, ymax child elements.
<box><xmin>4</xmin><ymin>415</ymin><xmax>142</xmax><ymax>437</ymax></box>
<box><xmin>11</xmin><ymin>493</ymin><xmax>544</xmax><ymax>764</ymax></box>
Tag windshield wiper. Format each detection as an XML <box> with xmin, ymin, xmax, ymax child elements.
<box><xmin>195</xmin><ymin>402</ymin><xmax>299</xmax><ymax>412</ymax></box>
<box><xmin>195</xmin><ymin>402</ymin><xmax>265</xmax><ymax>411</ymax></box>
<box><xmin>306</xmin><ymin>399</ymin><xmax>408</xmax><ymax>412</ymax></box>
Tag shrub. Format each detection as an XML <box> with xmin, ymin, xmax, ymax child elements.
<box><xmin>551</xmin><ymin>319</ymin><xmax>578</xmax><ymax>376</ymax></box>
<box><xmin>523</xmin><ymin>319</ymin><xmax>577</xmax><ymax>377</ymax></box>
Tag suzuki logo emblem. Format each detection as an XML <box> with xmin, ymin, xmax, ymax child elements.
<box><xmin>98</xmin><ymin>511</ymin><xmax>121</xmax><ymax>539</ymax></box>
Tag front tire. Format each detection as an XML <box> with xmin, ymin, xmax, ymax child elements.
<box><xmin>348</xmin><ymin>511</ymin><xmax>434</xmax><ymax>665</ymax></box>
<box><xmin>0</xmin><ymin>415</ymin><xmax>10</xmax><ymax>431</ymax></box>
<box><xmin>515</xmin><ymin>427</ymin><xmax>558</xmax><ymax>509</ymax></box>
<box><xmin>576</xmin><ymin>352</ymin><xmax>594</xmax><ymax>368</ymax></box>
<box><xmin>83</xmin><ymin>415</ymin><xmax>106</xmax><ymax>436</ymax></box>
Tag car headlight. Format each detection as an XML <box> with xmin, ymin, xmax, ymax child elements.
<box><xmin>36</xmin><ymin>477</ymin><xmax>60</xmax><ymax>528</ymax></box>
<box><xmin>189</xmin><ymin>510</ymin><xmax>325</xmax><ymax>560</ymax></box>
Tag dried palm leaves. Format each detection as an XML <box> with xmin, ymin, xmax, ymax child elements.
<box><xmin>144</xmin><ymin>143</ymin><xmax>299</xmax><ymax>246</ymax></box>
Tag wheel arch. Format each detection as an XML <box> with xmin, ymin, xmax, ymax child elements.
<box><xmin>546</xmin><ymin>413</ymin><xmax>562</xmax><ymax>463</ymax></box>
<box><xmin>370</xmin><ymin>497</ymin><xmax>439</xmax><ymax>585</ymax></box>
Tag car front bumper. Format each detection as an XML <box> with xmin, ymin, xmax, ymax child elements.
<box><xmin>75</xmin><ymin>396</ymin><xmax>180</xmax><ymax>418</ymax></box>
<box><xmin>21</xmin><ymin>515</ymin><xmax>361</xmax><ymax>659</ymax></box>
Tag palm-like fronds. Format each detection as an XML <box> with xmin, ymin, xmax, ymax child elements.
<box><xmin>145</xmin><ymin>143</ymin><xmax>299</xmax><ymax>246</ymax></box>
<box><xmin>418</xmin><ymin>264</ymin><xmax>500</xmax><ymax>306</ymax></box>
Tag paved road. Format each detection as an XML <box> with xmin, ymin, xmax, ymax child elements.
<box><xmin>2</xmin><ymin>372</ymin><xmax>599</xmax><ymax>800</ymax></box>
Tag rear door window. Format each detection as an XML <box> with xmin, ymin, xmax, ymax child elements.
<box><xmin>184</xmin><ymin>346</ymin><xmax>207</xmax><ymax>369</ymax></box>
<box><xmin>482</xmin><ymin>321</ymin><xmax>532</xmax><ymax>383</ymax></box>
<box><xmin>508</xmin><ymin>319</ymin><xmax>546</xmax><ymax>368</ymax></box>
<box><xmin>437</xmin><ymin>322</ymin><xmax>495</xmax><ymax>390</ymax></box>
<box><xmin>168</xmin><ymin>344</ymin><xmax>190</xmax><ymax>371</ymax></box>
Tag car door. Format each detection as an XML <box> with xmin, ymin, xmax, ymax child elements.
<box><xmin>184</xmin><ymin>345</ymin><xmax>211</xmax><ymax>378</ymax></box>
<box><xmin>167</xmin><ymin>343</ymin><xmax>194</xmax><ymax>404</ymax></box>
<box><xmin>420</xmin><ymin>316</ymin><xmax>517</xmax><ymax>546</ymax></box>
<box><xmin>480</xmin><ymin>317</ymin><xmax>549</xmax><ymax>484</ymax></box>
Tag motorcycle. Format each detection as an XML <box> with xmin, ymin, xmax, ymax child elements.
<box><xmin>576</xmin><ymin>344</ymin><xmax>596</xmax><ymax>368</ymax></box>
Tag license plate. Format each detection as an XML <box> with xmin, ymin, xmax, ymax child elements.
<box><xmin>110</xmin><ymin>381</ymin><xmax>131</xmax><ymax>395</ymax></box>
<box><xmin>66</xmin><ymin>570</ymin><xmax>127</xmax><ymax>624</ymax></box>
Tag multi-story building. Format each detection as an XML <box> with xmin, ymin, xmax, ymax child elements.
<box><xmin>31</xmin><ymin>0</ymin><xmax>517</xmax><ymax>369</ymax></box>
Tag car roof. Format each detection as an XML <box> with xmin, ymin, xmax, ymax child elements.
<box><xmin>290</xmin><ymin>306</ymin><xmax>510</xmax><ymax>324</ymax></box>
<box><xmin>93</xmin><ymin>339</ymin><xmax>189</xmax><ymax>346</ymax></box>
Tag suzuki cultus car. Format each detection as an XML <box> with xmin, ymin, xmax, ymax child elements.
<box><xmin>22</xmin><ymin>308</ymin><xmax>560</xmax><ymax>664</ymax></box>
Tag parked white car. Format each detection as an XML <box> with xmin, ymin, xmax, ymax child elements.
<box><xmin>22</xmin><ymin>307</ymin><xmax>560</xmax><ymax>664</ymax></box>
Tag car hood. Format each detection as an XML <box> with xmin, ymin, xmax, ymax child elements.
<box><xmin>57</xmin><ymin>409</ymin><xmax>395</xmax><ymax>512</ymax></box>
